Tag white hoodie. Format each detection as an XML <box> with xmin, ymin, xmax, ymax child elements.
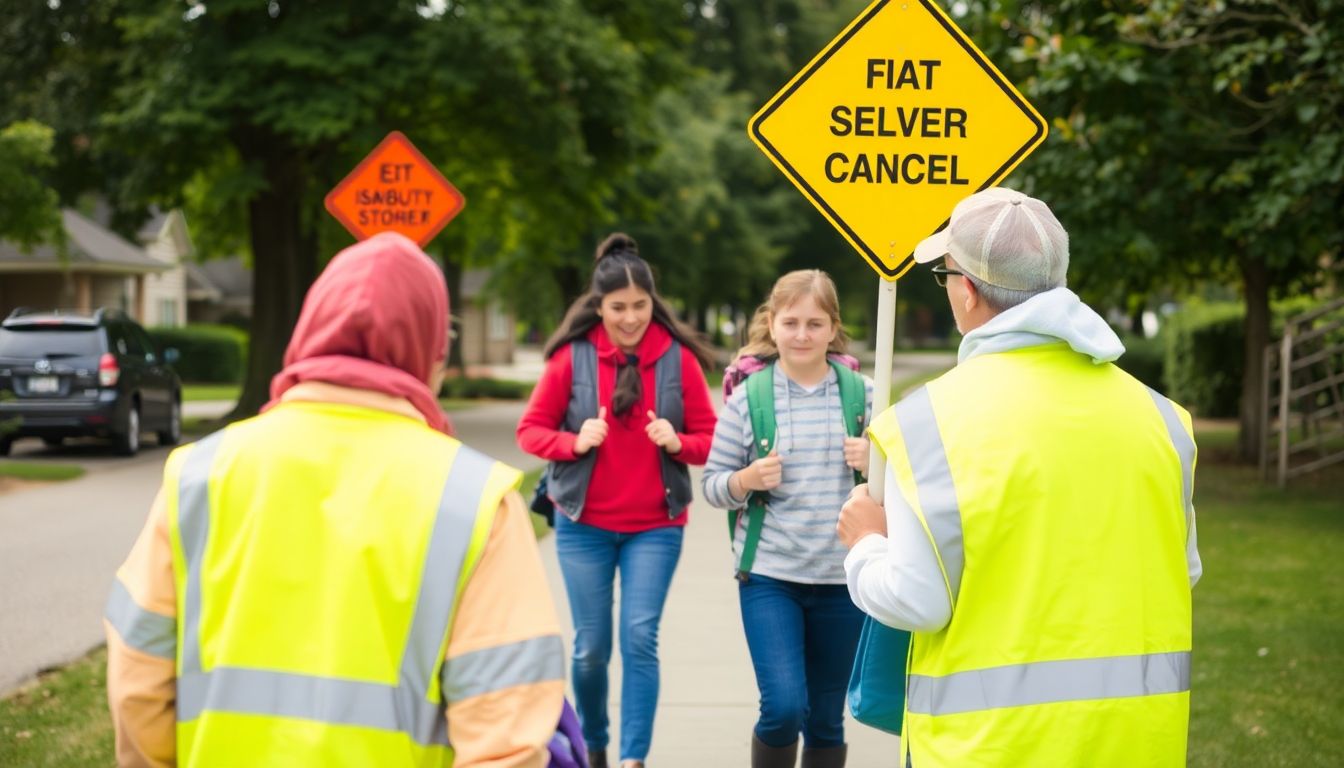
<box><xmin>959</xmin><ymin>286</ymin><xmax>1126</xmax><ymax>365</ymax></box>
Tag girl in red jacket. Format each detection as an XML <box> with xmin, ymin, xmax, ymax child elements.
<box><xmin>517</xmin><ymin>233</ymin><xmax>717</xmax><ymax>768</ymax></box>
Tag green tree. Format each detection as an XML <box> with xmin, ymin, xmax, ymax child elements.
<box><xmin>74</xmin><ymin>0</ymin><xmax>688</xmax><ymax>415</ymax></box>
<box><xmin>963</xmin><ymin>0</ymin><xmax>1344</xmax><ymax>460</ymax></box>
<box><xmin>0</xmin><ymin>121</ymin><xmax>64</xmax><ymax>250</ymax></box>
<box><xmin>653</xmin><ymin>0</ymin><xmax>881</xmax><ymax>338</ymax></box>
<box><xmin>612</xmin><ymin>75</ymin><xmax>796</xmax><ymax>332</ymax></box>
<box><xmin>0</xmin><ymin>1</ymin><xmax>133</xmax><ymax>228</ymax></box>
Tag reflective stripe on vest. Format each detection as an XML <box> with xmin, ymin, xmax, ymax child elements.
<box><xmin>894</xmin><ymin>386</ymin><xmax>964</xmax><ymax>606</ymax></box>
<box><xmin>908</xmin><ymin>650</ymin><xmax>1191</xmax><ymax>716</ymax></box>
<box><xmin>1146</xmin><ymin>387</ymin><xmax>1196</xmax><ymax>541</ymax></box>
<box><xmin>440</xmin><ymin>634</ymin><xmax>565</xmax><ymax>701</ymax></box>
<box><xmin>173</xmin><ymin>432</ymin><xmax>495</xmax><ymax>747</ymax></box>
<box><xmin>105</xmin><ymin>577</ymin><xmax>175</xmax><ymax>659</ymax></box>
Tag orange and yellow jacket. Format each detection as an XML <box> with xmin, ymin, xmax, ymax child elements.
<box><xmin>105</xmin><ymin>382</ymin><xmax>564</xmax><ymax>767</ymax></box>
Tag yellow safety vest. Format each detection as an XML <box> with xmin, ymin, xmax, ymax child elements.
<box><xmin>162</xmin><ymin>402</ymin><xmax>522</xmax><ymax>766</ymax></box>
<box><xmin>867</xmin><ymin>342</ymin><xmax>1195</xmax><ymax>768</ymax></box>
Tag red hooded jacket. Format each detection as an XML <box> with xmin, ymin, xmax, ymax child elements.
<box><xmin>516</xmin><ymin>322</ymin><xmax>717</xmax><ymax>533</ymax></box>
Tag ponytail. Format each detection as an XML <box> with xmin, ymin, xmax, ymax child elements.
<box><xmin>544</xmin><ymin>232</ymin><xmax>716</xmax><ymax>416</ymax></box>
<box><xmin>734</xmin><ymin>304</ymin><xmax>777</xmax><ymax>362</ymax></box>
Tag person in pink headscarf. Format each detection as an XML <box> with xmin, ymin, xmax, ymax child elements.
<box><xmin>267</xmin><ymin>230</ymin><xmax>455</xmax><ymax>433</ymax></box>
<box><xmin>106</xmin><ymin>233</ymin><xmax>571</xmax><ymax>768</ymax></box>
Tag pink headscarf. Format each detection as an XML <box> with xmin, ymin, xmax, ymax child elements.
<box><xmin>266</xmin><ymin>232</ymin><xmax>452</xmax><ymax>434</ymax></box>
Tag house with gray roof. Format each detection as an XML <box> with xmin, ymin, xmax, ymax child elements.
<box><xmin>185</xmin><ymin>256</ymin><xmax>253</xmax><ymax>325</ymax></box>
<box><xmin>137</xmin><ymin>208</ymin><xmax>196</xmax><ymax>326</ymax></box>
<box><xmin>0</xmin><ymin>209</ymin><xmax>182</xmax><ymax>324</ymax></box>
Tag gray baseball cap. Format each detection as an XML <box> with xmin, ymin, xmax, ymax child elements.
<box><xmin>913</xmin><ymin>187</ymin><xmax>1069</xmax><ymax>291</ymax></box>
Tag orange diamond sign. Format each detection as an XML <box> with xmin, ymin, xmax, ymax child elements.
<box><xmin>749</xmin><ymin>0</ymin><xmax>1047</xmax><ymax>280</ymax></box>
<box><xmin>324</xmin><ymin>131</ymin><xmax>466</xmax><ymax>247</ymax></box>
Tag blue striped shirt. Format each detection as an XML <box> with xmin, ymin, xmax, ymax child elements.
<box><xmin>702</xmin><ymin>365</ymin><xmax>874</xmax><ymax>584</ymax></box>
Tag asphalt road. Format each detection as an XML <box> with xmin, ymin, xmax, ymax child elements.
<box><xmin>0</xmin><ymin>444</ymin><xmax>172</xmax><ymax>694</ymax></box>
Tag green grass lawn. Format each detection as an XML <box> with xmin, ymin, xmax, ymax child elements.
<box><xmin>439</xmin><ymin>398</ymin><xmax>487</xmax><ymax>412</ymax></box>
<box><xmin>2</xmin><ymin>425</ymin><xmax>1339</xmax><ymax>766</ymax></box>
<box><xmin>0</xmin><ymin>647</ymin><xmax>111</xmax><ymax>767</ymax></box>
<box><xmin>1186</xmin><ymin>429</ymin><xmax>1344</xmax><ymax>767</ymax></box>
<box><xmin>0</xmin><ymin>462</ymin><xmax>86</xmax><ymax>482</ymax></box>
<box><xmin>181</xmin><ymin>383</ymin><xmax>240</xmax><ymax>403</ymax></box>
<box><xmin>704</xmin><ymin>368</ymin><xmax>724</xmax><ymax>394</ymax></box>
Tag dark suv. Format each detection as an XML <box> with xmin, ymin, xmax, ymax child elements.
<box><xmin>0</xmin><ymin>308</ymin><xmax>182</xmax><ymax>456</ymax></box>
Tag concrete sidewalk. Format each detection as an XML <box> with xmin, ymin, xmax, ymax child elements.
<box><xmin>442</xmin><ymin>398</ymin><xmax>911</xmax><ymax>763</ymax></box>
<box><xmin>540</xmin><ymin>470</ymin><xmax>903</xmax><ymax>766</ymax></box>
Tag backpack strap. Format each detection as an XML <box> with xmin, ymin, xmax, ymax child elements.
<box><xmin>733</xmin><ymin>365</ymin><xmax>777</xmax><ymax>580</ymax></box>
<box><xmin>831</xmin><ymin>360</ymin><xmax>867</xmax><ymax>485</ymax></box>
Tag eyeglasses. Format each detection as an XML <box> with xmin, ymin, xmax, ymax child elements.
<box><xmin>931</xmin><ymin>265</ymin><xmax>964</xmax><ymax>287</ymax></box>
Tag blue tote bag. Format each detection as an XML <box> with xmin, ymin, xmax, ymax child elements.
<box><xmin>847</xmin><ymin>615</ymin><xmax>912</xmax><ymax>735</ymax></box>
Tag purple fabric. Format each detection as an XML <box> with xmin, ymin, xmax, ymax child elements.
<box><xmin>722</xmin><ymin>353</ymin><xmax>861</xmax><ymax>399</ymax></box>
<box><xmin>548</xmin><ymin>698</ymin><xmax>587</xmax><ymax>768</ymax></box>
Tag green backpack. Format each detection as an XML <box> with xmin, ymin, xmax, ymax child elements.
<box><xmin>730</xmin><ymin>361</ymin><xmax>867</xmax><ymax>579</ymax></box>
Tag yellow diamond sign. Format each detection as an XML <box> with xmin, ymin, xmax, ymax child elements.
<box><xmin>749</xmin><ymin>0</ymin><xmax>1047</xmax><ymax>280</ymax></box>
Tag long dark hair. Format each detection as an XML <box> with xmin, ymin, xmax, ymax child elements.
<box><xmin>545</xmin><ymin>233</ymin><xmax>715</xmax><ymax>416</ymax></box>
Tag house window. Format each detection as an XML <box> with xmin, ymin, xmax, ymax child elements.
<box><xmin>158</xmin><ymin>299</ymin><xmax>179</xmax><ymax>327</ymax></box>
<box><xmin>488</xmin><ymin>303</ymin><xmax>512</xmax><ymax>341</ymax></box>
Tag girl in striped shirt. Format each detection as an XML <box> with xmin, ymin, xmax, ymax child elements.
<box><xmin>702</xmin><ymin>270</ymin><xmax>873</xmax><ymax>768</ymax></box>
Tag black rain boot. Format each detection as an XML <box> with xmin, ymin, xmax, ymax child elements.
<box><xmin>801</xmin><ymin>744</ymin><xmax>848</xmax><ymax>768</ymax></box>
<box><xmin>752</xmin><ymin>734</ymin><xmax>799</xmax><ymax>768</ymax></box>
<box><xmin>588</xmin><ymin>748</ymin><xmax>608</xmax><ymax>768</ymax></box>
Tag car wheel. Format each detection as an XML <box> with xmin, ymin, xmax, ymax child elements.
<box><xmin>158</xmin><ymin>399</ymin><xmax>182</xmax><ymax>446</ymax></box>
<box><xmin>42</xmin><ymin>436</ymin><xmax>63</xmax><ymax>448</ymax></box>
<box><xmin>114</xmin><ymin>405</ymin><xmax>140</xmax><ymax>456</ymax></box>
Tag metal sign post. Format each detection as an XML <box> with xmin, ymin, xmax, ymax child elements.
<box><xmin>866</xmin><ymin>278</ymin><xmax>898</xmax><ymax>500</ymax></box>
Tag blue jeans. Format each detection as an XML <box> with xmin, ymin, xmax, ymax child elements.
<box><xmin>555</xmin><ymin>516</ymin><xmax>684</xmax><ymax>762</ymax></box>
<box><xmin>739</xmin><ymin>574</ymin><xmax>866</xmax><ymax>749</ymax></box>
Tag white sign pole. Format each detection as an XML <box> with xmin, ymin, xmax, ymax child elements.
<box><xmin>866</xmin><ymin>276</ymin><xmax>898</xmax><ymax>502</ymax></box>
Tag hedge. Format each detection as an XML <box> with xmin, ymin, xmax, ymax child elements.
<box><xmin>1160</xmin><ymin>299</ymin><xmax>1321</xmax><ymax>419</ymax></box>
<box><xmin>1116</xmin><ymin>335</ymin><xmax>1165</xmax><ymax>392</ymax></box>
<box><xmin>1163</xmin><ymin>303</ymin><xmax>1245</xmax><ymax>418</ymax></box>
<box><xmin>148</xmin><ymin>325</ymin><xmax>248</xmax><ymax>384</ymax></box>
<box><xmin>439</xmin><ymin>377</ymin><xmax>533</xmax><ymax>400</ymax></box>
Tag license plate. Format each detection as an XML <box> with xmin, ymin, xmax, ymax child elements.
<box><xmin>27</xmin><ymin>375</ymin><xmax>59</xmax><ymax>394</ymax></box>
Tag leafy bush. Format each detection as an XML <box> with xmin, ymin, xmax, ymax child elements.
<box><xmin>148</xmin><ymin>325</ymin><xmax>248</xmax><ymax>383</ymax></box>
<box><xmin>1163</xmin><ymin>303</ymin><xmax>1244</xmax><ymax>418</ymax></box>
<box><xmin>439</xmin><ymin>377</ymin><xmax>533</xmax><ymax>400</ymax></box>
<box><xmin>1161</xmin><ymin>299</ymin><xmax>1328</xmax><ymax>418</ymax></box>
<box><xmin>1117</xmin><ymin>335</ymin><xmax>1165</xmax><ymax>391</ymax></box>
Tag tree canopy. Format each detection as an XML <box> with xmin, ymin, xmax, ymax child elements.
<box><xmin>24</xmin><ymin>0</ymin><xmax>690</xmax><ymax>413</ymax></box>
<box><xmin>960</xmin><ymin>0</ymin><xmax>1343</xmax><ymax>456</ymax></box>
<box><xmin>3</xmin><ymin>0</ymin><xmax>1338</xmax><ymax>450</ymax></box>
<box><xmin>0</xmin><ymin>121</ymin><xmax>64</xmax><ymax>251</ymax></box>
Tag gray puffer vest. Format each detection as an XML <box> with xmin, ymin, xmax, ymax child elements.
<box><xmin>547</xmin><ymin>339</ymin><xmax>693</xmax><ymax>522</ymax></box>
